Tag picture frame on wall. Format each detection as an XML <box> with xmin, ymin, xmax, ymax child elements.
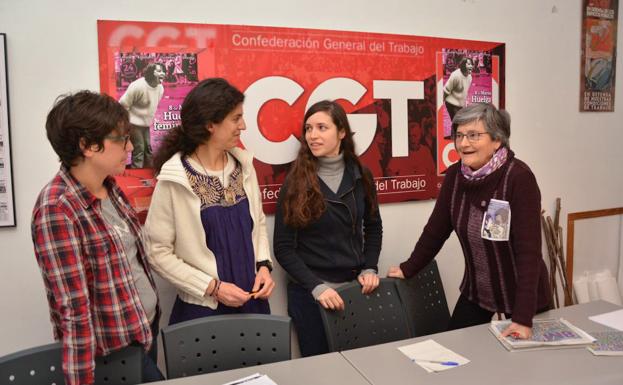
<box><xmin>580</xmin><ymin>0</ymin><xmax>618</xmax><ymax>112</ymax></box>
<box><xmin>0</xmin><ymin>33</ymin><xmax>16</xmax><ymax>227</ymax></box>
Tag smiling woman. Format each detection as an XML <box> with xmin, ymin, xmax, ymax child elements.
<box><xmin>453</xmin><ymin>120</ymin><xmax>500</xmax><ymax>170</ymax></box>
<box><xmin>443</xmin><ymin>57</ymin><xmax>474</xmax><ymax>121</ymax></box>
<box><xmin>388</xmin><ymin>102</ymin><xmax>551</xmax><ymax>342</ymax></box>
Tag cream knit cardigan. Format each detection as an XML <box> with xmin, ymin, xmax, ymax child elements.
<box><xmin>144</xmin><ymin>147</ymin><xmax>272</xmax><ymax>309</ymax></box>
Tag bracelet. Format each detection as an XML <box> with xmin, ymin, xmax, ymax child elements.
<box><xmin>256</xmin><ymin>260</ymin><xmax>273</xmax><ymax>272</ymax></box>
<box><xmin>213</xmin><ymin>280</ymin><xmax>222</xmax><ymax>299</ymax></box>
<box><xmin>208</xmin><ymin>279</ymin><xmax>220</xmax><ymax>297</ymax></box>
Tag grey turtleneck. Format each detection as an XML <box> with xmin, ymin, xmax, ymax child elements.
<box><xmin>317</xmin><ymin>152</ymin><xmax>345</xmax><ymax>193</ymax></box>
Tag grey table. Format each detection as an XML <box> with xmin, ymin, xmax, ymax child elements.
<box><xmin>341</xmin><ymin>301</ymin><xmax>623</xmax><ymax>385</ymax></box>
<box><xmin>150</xmin><ymin>352</ymin><xmax>371</xmax><ymax>385</ymax></box>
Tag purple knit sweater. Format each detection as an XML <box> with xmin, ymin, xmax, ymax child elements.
<box><xmin>400</xmin><ymin>150</ymin><xmax>551</xmax><ymax>327</ymax></box>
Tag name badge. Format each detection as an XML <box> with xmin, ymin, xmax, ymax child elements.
<box><xmin>481</xmin><ymin>199</ymin><xmax>511</xmax><ymax>241</ymax></box>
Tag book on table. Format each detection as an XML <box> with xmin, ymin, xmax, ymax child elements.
<box><xmin>489</xmin><ymin>318</ymin><xmax>596</xmax><ymax>352</ymax></box>
<box><xmin>587</xmin><ymin>331</ymin><xmax>623</xmax><ymax>356</ymax></box>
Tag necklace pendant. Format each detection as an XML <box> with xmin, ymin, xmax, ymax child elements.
<box><xmin>223</xmin><ymin>186</ymin><xmax>236</xmax><ymax>206</ymax></box>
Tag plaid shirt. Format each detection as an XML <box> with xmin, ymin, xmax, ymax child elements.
<box><xmin>31</xmin><ymin>166</ymin><xmax>159</xmax><ymax>385</ymax></box>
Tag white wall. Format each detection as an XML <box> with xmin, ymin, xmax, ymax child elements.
<box><xmin>1</xmin><ymin>0</ymin><xmax>622</xmax><ymax>358</ymax></box>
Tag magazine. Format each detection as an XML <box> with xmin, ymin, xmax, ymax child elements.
<box><xmin>587</xmin><ymin>331</ymin><xmax>623</xmax><ymax>356</ymax></box>
<box><xmin>489</xmin><ymin>318</ymin><xmax>596</xmax><ymax>352</ymax></box>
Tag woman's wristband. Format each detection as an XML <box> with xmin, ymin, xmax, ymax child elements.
<box><xmin>256</xmin><ymin>260</ymin><xmax>273</xmax><ymax>272</ymax></box>
<box><xmin>213</xmin><ymin>280</ymin><xmax>222</xmax><ymax>299</ymax></box>
<box><xmin>206</xmin><ymin>279</ymin><xmax>220</xmax><ymax>297</ymax></box>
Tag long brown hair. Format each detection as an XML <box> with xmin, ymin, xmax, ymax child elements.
<box><xmin>281</xmin><ymin>100</ymin><xmax>376</xmax><ymax>228</ymax></box>
<box><xmin>152</xmin><ymin>78</ymin><xmax>244</xmax><ymax>174</ymax></box>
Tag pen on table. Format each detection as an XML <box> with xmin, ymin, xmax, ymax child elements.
<box><xmin>411</xmin><ymin>359</ymin><xmax>459</xmax><ymax>366</ymax></box>
<box><xmin>226</xmin><ymin>373</ymin><xmax>262</xmax><ymax>385</ymax></box>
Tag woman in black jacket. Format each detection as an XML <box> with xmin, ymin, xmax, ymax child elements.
<box><xmin>274</xmin><ymin>100</ymin><xmax>383</xmax><ymax>357</ymax></box>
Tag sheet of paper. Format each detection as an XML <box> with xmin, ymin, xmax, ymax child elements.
<box><xmin>589</xmin><ymin>309</ymin><xmax>623</xmax><ymax>331</ymax></box>
<box><xmin>221</xmin><ymin>373</ymin><xmax>278</xmax><ymax>385</ymax></box>
<box><xmin>398</xmin><ymin>339</ymin><xmax>469</xmax><ymax>373</ymax></box>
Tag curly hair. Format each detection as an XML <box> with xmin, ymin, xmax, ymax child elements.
<box><xmin>459</xmin><ymin>57</ymin><xmax>474</xmax><ymax>73</ymax></box>
<box><xmin>152</xmin><ymin>78</ymin><xmax>245</xmax><ymax>173</ymax></box>
<box><xmin>143</xmin><ymin>63</ymin><xmax>164</xmax><ymax>85</ymax></box>
<box><xmin>45</xmin><ymin>90</ymin><xmax>129</xmax><ymax>167</ymax></box>
<box><xmin>281</xmin><ymin>100</ymin><xmax>376</xmax><ymax>228</ymax></box>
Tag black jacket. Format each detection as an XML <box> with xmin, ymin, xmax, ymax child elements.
<box><xmin>273</xmin><ymin>162</ymin><xmax>383</xmax><ymax>292</ymax></box>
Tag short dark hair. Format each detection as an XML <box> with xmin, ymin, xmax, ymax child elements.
<box><xmin>144</xmin><ymin>63</ymin><xmax>164</xmax><ymax>84</ymax></box>
<box><xmin>45</xmin><ymin>90</ymin><xmax>129</xmax><ymax>167</ymax></box>
<box><xmin>153</xmin><ymin>78</ymin><xmax>245</xmax><ymax>173</ymax></box>
<box><xmin>459</xmin><ymin>57</ymin><xmax>473</xmax><ymax>72</ymax></box>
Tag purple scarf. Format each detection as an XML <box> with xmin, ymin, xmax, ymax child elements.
<box><xmin>461</xmin><ymin>147</ymin><xmax>508</xmax><ymax>181</ymax></box>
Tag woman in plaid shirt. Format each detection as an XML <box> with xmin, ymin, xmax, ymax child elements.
<box><xmin>31</xmin><ymin>91</ymin><xmax>164</xmax><ymax>384</ymax></box>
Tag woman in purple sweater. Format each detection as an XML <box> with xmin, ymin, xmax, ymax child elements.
<box><xmin>388</xmin><ymin>103</ymin><xmax>550</xmax><ymax>339</ymax></box>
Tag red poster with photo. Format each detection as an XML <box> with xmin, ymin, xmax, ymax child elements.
<box><xmin>98</xmin><ymin>20</ymin><xmax>505</xmax><ymax>215</ymax></box>
<box><xmin>580</xmin><ymin>0</ymin><xmax>618</xmax><ymax>112</ymax></box>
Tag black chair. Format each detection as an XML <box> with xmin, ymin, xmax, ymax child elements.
<box><xmin>0</xmin><ymin>342</ymin><xmax>142</xmax><ymax>385</ymax></box>
<box><xmin>0</xmin><ymin>343</ymin><xmax>63</xmax><ymax>385</ymax></box>
<box><xmin>319</xmin><ymin>278</ymin><xmax>412</xmax><ymax>352</ymax></box>
<box><xmin>395</xmin><ymin>260</ymin><xmax>450</xmax><ymax>337</ymax></box>
<box><xmin>161</xmin><ymin>314</ymin><xmax>291</xmax><ymax>379</ymax></box>
<box><xmin>95</xmin><ymin>344</ymin><xmax>143</xmax><ymax>385</ymax></box>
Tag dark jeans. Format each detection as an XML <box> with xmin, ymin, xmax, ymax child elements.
<box><xmin>129</xmin><ymin>124</ymin><xmax>152</xmax><ymax>169</ymax></box>
<box><xmin>445</xmin><ymin>101</ymin><xmax>462</xmax><ymax>122</ymax></box>
<box><xmin>287</xmin><ymin>281</ymin><xmax>329</xmax><ymax>357</ymax></box>
<box><xmin>447</xmin><ymin>294</ymin><xmax>499</xmax><ymax>331</ymax></box>
<box><xmin>141</xmin><ymin>321</ymin><xmax>165</xmax><ymax>382</ymax></box>
<box><xmin>448</xmin><ymin>294</ymin><xmax>550</xmax><ymax>331</ymax></box>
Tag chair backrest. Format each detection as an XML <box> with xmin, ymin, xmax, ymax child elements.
<box><xmin>94</xmin><ymin>344</ymin><xmax>143</xmax><ymax>385</ymax></box>
<box><xmin>0</xmin><ymin>342</ymin><xmax>142</xmax><ymax>385</ymax></box>
<box><xmin>395</xmin><ymin>260</ymin><xmax>450</xmax><ymax>337</ymax></box>
<box><xmin>0</xmin><ymin>343</ymin><xmax>63</xmax><ymax>385</ymax></box>
<box><xmin>161</xmin><ymin>314</ymin><xmax>291</xmax><ymax>379</ymax></box>
<box><xmin>319</xmin><ymin>278</ymin><xmax>412</xmax><ymax>352</ymax></box>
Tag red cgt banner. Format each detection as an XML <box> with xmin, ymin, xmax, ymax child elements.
<box><xmin>98</xmin><ymin>20</ymin><xmax>505</xmax><ymax>216</ymax></box>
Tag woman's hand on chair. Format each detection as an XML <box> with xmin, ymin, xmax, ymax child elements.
<box><xmin>317</xmin><ymin>288</ymin><xmax>345</xmax><ymax>311</ymax></box>
<box><xmin>251</xmin><ymin>266</ymin><xmax>275</xmax><ymax>299</ymax></box>
<box><xmin>358</xmin><ymin>273</ymin><xmax>380</xmax><ymax>294</ymax></box>
<box><xmin>387</xmin><ymin>266</ymin><xmax>405</xmax><ymax>279</ymax></box>
<box><xmin>216</xmin><ymin>282</ymin><xmax>250</xmax><ymax>307</ymax></box>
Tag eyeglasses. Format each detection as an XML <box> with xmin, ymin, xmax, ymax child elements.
<box><xmin>105</xmin><ymin>134</ymin><xmax>131</xmax><ymax>148</ymax></box>
<box><xmin>453</xmin><ymin>131</ymin><xmax>489</xmax><ymax>143</ymax></box>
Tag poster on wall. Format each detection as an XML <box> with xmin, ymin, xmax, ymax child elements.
<box><xmin>580</xmin><ymin>0</ymin><xmax>618</xmax><ymax>112</ymax></box>
<box><xmin>436</xmin><ymin>49</ymin><xmax>500</xmax><ymax>174</ymax></box>
<box><xmin>97</xmin><ymin>20</ymin><xmax>505</xmax><ymax>216</ymax></box>
<box><xmin>0</xmin><ymin>33</ymin><xmax>16</xmax><ymax>227</ymax></box>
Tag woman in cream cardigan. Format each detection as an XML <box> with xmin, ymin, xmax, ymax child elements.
<box><xmin>145</xmin><ymin>78</ymin><xmax>274</xmax><ymax>324</ymax></box>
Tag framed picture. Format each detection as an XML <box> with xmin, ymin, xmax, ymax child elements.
<box><xmin>580</xmin><ymin>0</ymin><xmax>618</xmax><ymax>111</ymax></box>
<box><xmin>0</xmin><ymin>33</ymin><xmax>16</xmax><ymax>227</ymax></box>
